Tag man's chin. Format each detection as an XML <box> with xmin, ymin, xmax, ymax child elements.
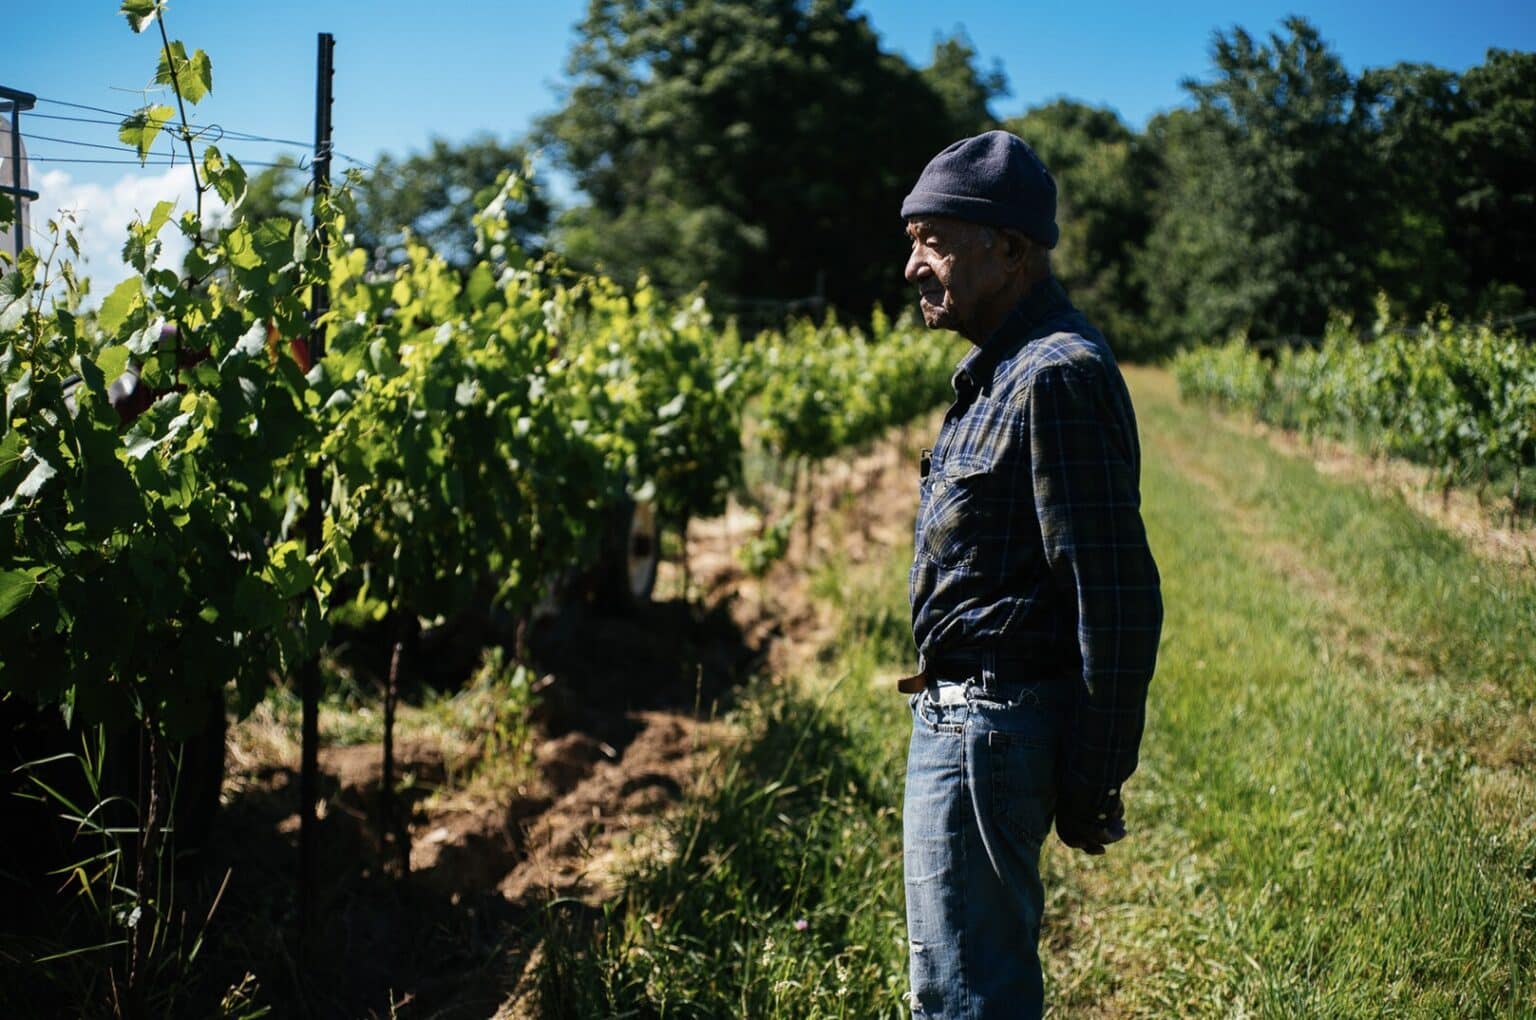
<box><xmin>919</xmin><ymin>298</ymin><xmax>955</xmax><ymax>330</ymax></box>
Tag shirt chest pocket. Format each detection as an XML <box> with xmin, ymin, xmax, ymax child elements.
<box><xmin>919</xmin><ymin>455</ymin><xmax>1000</xmax><ymax>571</ymax></box>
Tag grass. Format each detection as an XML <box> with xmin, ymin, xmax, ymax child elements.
<box><xmin>533</xmin><ymin>548</ymin><xmax>916</xmax><ymax>1019</ymax></box>
<box><xmin>532</xmin><ymin>366</ymin><xmax>1536</xmax><ymax>1018</ymax></box>
<box><xmin>229</xmin><ymin>647</ymin><xmax>540</xmax><ymax>797</ymax></box>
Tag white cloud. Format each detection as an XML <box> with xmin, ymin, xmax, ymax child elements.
<box><xmin>27</xmin><ymin>164</ymin><xmax>229</xmax><ymax>308</ymax></box>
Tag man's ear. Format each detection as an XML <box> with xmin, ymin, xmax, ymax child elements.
<box><xmin>1000</xmin><ymin>228</ymin><xmax>1031</xmax><ymax>267</ymax></box>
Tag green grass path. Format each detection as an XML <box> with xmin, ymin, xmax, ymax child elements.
<box><xmin>535</xmin><ymin>367</ymin><xmax>1536</xmax><ymax>1019</ymax></box>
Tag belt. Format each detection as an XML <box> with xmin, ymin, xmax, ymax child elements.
<box><xmin>896</xmin><ymin>646</ymin><xmax>1052</xmax><ymax>695</ymax></box>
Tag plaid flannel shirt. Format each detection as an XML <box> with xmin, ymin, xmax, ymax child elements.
<box><xmin>909</xmin><ymin>277</ymin><xmax>1163</xmax><ymax>821</ymax></box>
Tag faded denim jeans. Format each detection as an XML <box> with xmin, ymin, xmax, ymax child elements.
<box><xmin>903</xmin><ymin>673</ymin><xmax>1063</xmax><ymax>1019</ymax></box>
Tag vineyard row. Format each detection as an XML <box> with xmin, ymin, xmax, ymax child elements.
<box><xmin>1171</xmin><ymin>302</ymin><xmax>1536</xmax><ymax>510</ymax></box>
<box><xmin>0</xmin><ymin>165</ymin><xmax>959</xmax><ymax>737</ymax></box>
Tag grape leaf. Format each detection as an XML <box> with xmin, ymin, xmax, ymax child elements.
<box><xmin>146</xmin><ymin>199</ymin><xmax>176</xmax><ymax>236</ymax></box>
<box><xmin>155</xmin><ymin>42</ymin><xmax>213</xmax><ymax>105</ymax></box>
<box><xmin>96</xmin><ymin>345</ymin><xmax>132</xmax><ymax>382</ymax></box>
<box><xmin>265</xmin><ymin>541</ymin><xmax>315</xmax><ymax>599</ymax></box>
<box><xmin>203</xmin><ymin>147</ymin><xmax>248</xmax><ymax>205</ymax></box>
<box><xmin>118</xmin><ymin>105</ymin><xmax>176</xmax><ymax>164</ymax></box>
<box><xmin>5</xmin><ymin>368</ymin><xmax>31</xmax><ymax>417</ymax></box>
<box><xmin>224</xmin><ymin>222</ymin><xmax>262</xmax><ymax>270</ymax></box>
<box><xmin>119</xmin><ymin>0</ymin><xmax>159</xmax><ymax>32</ymax></box>
<box><xmin>98</xmin><ymin>277</ymin><xmax>144</xmax><ymax>336</ymax></box>
<box><xmin>0</xmin><ymin>569</ymin><xmax>41</xmax><ymax>620</ymax></box>
<box><xmin>0</xmin><ymin>450</ymin><xmax>58</xmax><ymax>513</ymax></box>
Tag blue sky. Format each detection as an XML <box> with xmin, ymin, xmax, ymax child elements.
<box><xmin>8</xmin><ymin>0</ymin><xmax>1535</xmax><ymax>292</ymax></box>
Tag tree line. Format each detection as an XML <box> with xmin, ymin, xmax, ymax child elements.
<box><xmin>247</xmin><ymin>5</ymin><xmax>1534</xmax><ymax>360</ymax></box>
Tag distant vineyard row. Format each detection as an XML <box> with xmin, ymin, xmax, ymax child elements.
<box><xmin>0</xmin><ymin>160</ymin><xmax>957</xmax><ymax>737</ymax></box>
<box><xmin>1171</xmin><ymin>305</ymin><xmax>1536</xmax><ymax>509</ymax></box>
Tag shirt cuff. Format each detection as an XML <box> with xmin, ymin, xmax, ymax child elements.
<box><xmin>1057</xmin><ymin>775</ymin><xmax>1124</xmax><ymax>825</ymax></box>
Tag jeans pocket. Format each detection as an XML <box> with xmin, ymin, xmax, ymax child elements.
<box><xmin>987</xmin><ymin>730</ymin><xmax>1056</xmax><ymax>850</ymax></box>
<box><xmin>968</xmin><ymin>682</ymin><xmax>1046</xmax><ymax>711</ymax></box>
<box><xmin>915</xmin><ymin>689</ymin><xmax>966</xmax><ymax>733</ymax></box>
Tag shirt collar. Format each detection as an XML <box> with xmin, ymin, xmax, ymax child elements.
<box><xmin>951</xmin><ymin>276</ymin><xmax>1073</xmax><ymax>398</ymax></box>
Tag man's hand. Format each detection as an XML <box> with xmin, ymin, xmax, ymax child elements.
<box><xmin>1055</xmin><ymin>793</ymin><xmax>1126</xmax><ymax>856</ymax></box>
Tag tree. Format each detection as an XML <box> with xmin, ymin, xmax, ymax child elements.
<box><xmin>352</xmin><ymin>136</ymin><xmax>551</xmax><ymax>268</ymax></box>
<box><xmin>240</xmin><ymin>154</ymin><xmax>307</xmax><ymax>224</ymax></box>
<box><xmin>1005</xmin><ymin>100</ymin><xmax>1155</xmax><ymax>358</ymax></box>
<box><xmin>1451</xmin><ymin>49</ymin><xmax>1536</xmax><ymax>314</ymax></box>
<box><xmin>923</xmin><ymin>31</ymin><xmax>1008</xmax><ymax>138</ymax></box>
<box><xmin>1356</xmin><ymin>62</ymin><xmax>1469</xmax><ymax>318</ymax></box>
<box><xmin>238</xmin><ymin>138</ymin><xmax>550</xmax><ymax>271</ymax></box>
<box><xmin>538</xmin><ymin>0</ymin><xmax>966</xmax><ymax>315</ymax></box>
<box><xmin>1137</xmin><ymin>17</ymin><xmax>1377</xmax><ymax>348</ymax></box>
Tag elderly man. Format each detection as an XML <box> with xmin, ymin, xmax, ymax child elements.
<box><xmin>897</xmin><ymin>131</ymin><xmax>1163</xmax><ymax>1018</ymax></box>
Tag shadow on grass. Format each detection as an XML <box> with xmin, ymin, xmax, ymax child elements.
<box><xmin>532</xmin><ymin>672</ymin><xmax>910</xmax><ymax>1019</ymax></box>
<box><xmin>1</xmin><ymin>592</ymin><xmax>762</xmax><ymax>1019</ymax></box>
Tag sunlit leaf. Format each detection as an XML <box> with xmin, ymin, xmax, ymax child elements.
<box><xmin>1</xmin><ymin>450</ymin><xmax>58</xmax><ymax>512</ymax></box>
<box><xmin>155</xmin><ymin>41</ymin><xmax>213</xmax><ymax>105</ymax></box>
<box><xmin>97</xmin><ymin>277</ymin><xmax>144</xmax><ymax>336</ymax></box>
<box><xmin>117</xmin><ymin>105</ymin><xmax>175</xmax><ymax>164</ymax></box>
<box><xmin>119</xmin><ymin>0</ymin><xmax>159</xmax><ymax>32</ymax></box>
<box><xmin>96</xmin><ymin>346</ymin><xmax>132</xmax><ymax>382</ymax></box>
<box><xmin>0</xmin><ymin>569</ymin><xmax>42</xmax><ymax>621</ymax></box>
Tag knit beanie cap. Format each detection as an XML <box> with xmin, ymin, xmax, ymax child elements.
<box><xmin>901</xmin><ymin>130</ymin><xmax>1059</xmax><ymax>249</ymax></box>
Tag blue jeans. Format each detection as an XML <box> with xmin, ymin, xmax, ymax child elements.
<box><xmin>903</xmin><ymin>676</ymin><xmax>1063</xmax><ymax>1019</ymax></box>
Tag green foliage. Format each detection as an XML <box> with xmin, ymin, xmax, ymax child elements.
<box><xmin>1169</xmin><ymin>334</ymin><xmax>1270</xmax><ymax>410</ymax></box>
<box><xmin>747</xmin><ymin>307</ymin><xmax>959</xmax><ymax>466</ymax></box>
<box><xmin>239</xmin><ymin>139</ymin><xmax>552</xmax><ymax>272</ymax></box>
<box><xmin>1450</xmin><ymin>50</ymin><xmax>1536</xmax><ymax>313</ymax></box>
<box><xmin>1172</xmin><ymin>304</ymin><xmax>1536</xmax><ymax>504</ymax></box>
<box><xmin>1004</xmin><ymin>100</ymin><xmax>1156</xmax><ymax>359</ymax></box>
<box><xmin>553</xmin><ymin>279</ymin><xmax>744</xmax><ymax>528</ymax></box>
<box><xmin>351</xmin><ymin>137</ymin><xmax>552</xmax><ymax>268</ymax></box>
<box><xmin>536</xmin><ymin>8</ymin><xmax>1531</xmax><ymax>349</ymax></box>
<box><xmin>154</xmin><ymin>41</ymin><xmax>213</xmax><ymax>105</ymax></box>
<box><xmin>233</xmin><ymin>155</ymin><xmax>307</xmax><ymax>225</ymax></box>
<box><xmin>321</xmin><ymin>236</ymin><xmax>608</xmax><ymax>626</ymax></box>
<box><xmin>0</xmin><ymin>157</ymin><xmax>332</xmax><ymax>736</ymax></box>
<box><xmin>1139</xmin><ymin>18</ymin><xmax>1375</xmax><ymax>350</ymax></box>
<box><xmin>537</xmin><ymin>0</ymin><xmax>973</xmax><ymax>313</ymax></box>
<box><xmin>736</xmin><ymin>510</ymin><xmax>795</xmax><ymax>577</ymax></box>
<box><xmin>921</xmin><ymin>31</ymin><xmax>1009</xmax><ymax>137</ymax></box>
<box><xmin>1</xmin><ymin>131</ymin><xmax>963</xmax><ymax>740</ymax></box>
<box><xmin>118</xmin><ymin>0</ymin><xmax>160</xmax><ymax>33</ymax></box>
<box><xmin>1354</xmin><ymin>62</ymin><xmax>1469</xmax><ymax>316</ymax></box>
<box><xmin>117</xmin><ymin>105</ymin><xmax>176</xmax><ymax>164</ymax></box>
<box><xmin>1133</xmin><ymin>21</ymin><xmax>1535</xmax><ymax>353</ymax></box>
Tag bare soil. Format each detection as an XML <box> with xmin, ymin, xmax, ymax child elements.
<box><xmin>202</xmin><ymin>420</ymin><xmax>931</xmax><ymax>1018</ymax></box>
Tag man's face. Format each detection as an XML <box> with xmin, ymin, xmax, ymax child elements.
<box><xmin>903</xmin><ymin>217</ymin><xmax>1013</xmax><ymax>337</ymax></box>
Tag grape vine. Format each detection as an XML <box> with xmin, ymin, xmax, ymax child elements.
<box><xmin>1172</xmin><ymin>300</ymin><xmax>1536</xmax><ymax>509</ymax></box>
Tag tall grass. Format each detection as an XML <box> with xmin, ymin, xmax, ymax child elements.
<box><xmin>534</xmin><ymin>551</ymin><xmax>915</xmax><ymax>1018</ymax></box>
<box><xmin>532</xmin><ymin>368</ymin><xmax>1536</xmax><ymax>1018</ymax></box>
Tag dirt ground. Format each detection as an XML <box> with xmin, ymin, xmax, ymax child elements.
<box><xmin>203</xmin><ymin>421</ymin><xmax>930</xmax><ymax>1018</ymax></box>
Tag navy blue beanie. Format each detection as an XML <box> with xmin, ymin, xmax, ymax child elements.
<box><xmin>901</xmin><ymin>130</ymin><xmax>1059</xmax><ymax>249</ymax></box>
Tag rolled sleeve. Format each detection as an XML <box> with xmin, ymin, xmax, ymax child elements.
<box><xmin>1025</xmin><ymin>362</ymin><xmax>1163</xmax><ymax>821</ymax></box>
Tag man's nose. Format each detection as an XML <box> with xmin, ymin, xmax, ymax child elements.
<box><xmin>904</xmin><ymin>249</ymin><xmax>928</xmax><ymax>283</ymax></box>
